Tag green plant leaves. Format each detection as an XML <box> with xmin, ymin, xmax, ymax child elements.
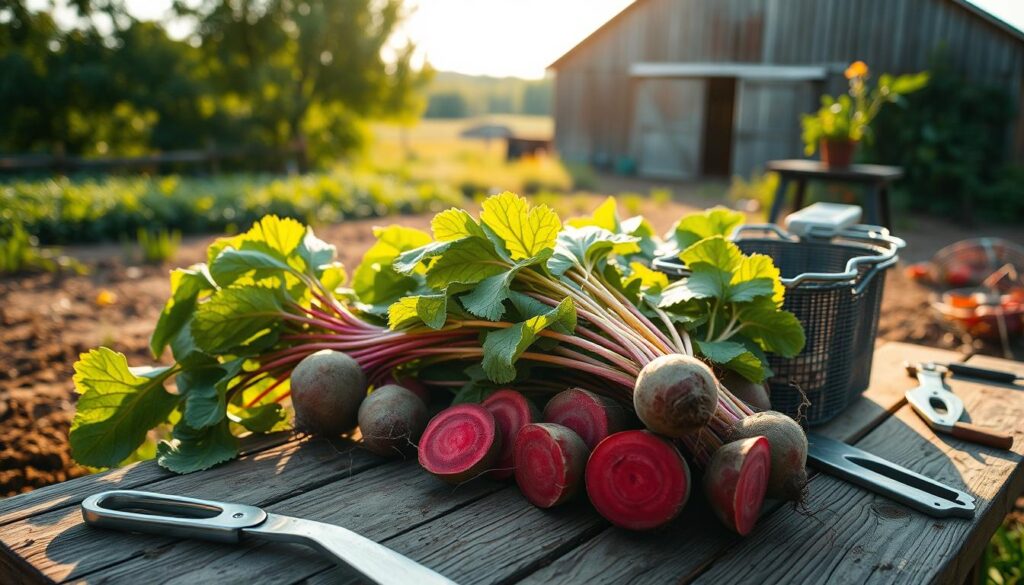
<box><xmin>480</xmin><ymin>191</ymin><xmax>561</xmax><ymax>261</ymax></box>
<box><xmin>193</xmin><ymin>285</ymin><xmax>284</xmax><ymax>354</ymax></box>
<box><xmin>671</xmin><ymin>206</ymin><xmax>745</xmax><ymax>250</ymax></box>
<box><xmin>431</xmin><ymin>208</ymin><xmax>487</xmax><ymax>241</ymax></box>
<box><xmin>150</xmin><ymin>265</ymin><xmax>215</xmax><ymax>359</ymax></box>
<box><xmin>738</xmin><ymin>298</ymin><xmax>806</xmax><ymax>358</ymax></box>
<box><xmin>156</xmin><ymin>419</ymin><xmax>238</xmax><ymax>474</ymax></box>
<box><xmin>548</xmin><ymin>226</ymin><xmax>640</xmax><ymax>276</ymax></box>
<box><xmin>210</xmin><ymin>248</ymin><xmax>297</xmax><ymax>285</ymax></box>
<box><xmin>694</xmin><ymin>339</ymin><xmax>767</xmax><ymax>382</ymax></box>
<box><xmin>70</xmin><ymin>348</ymin><xmax>180</xmax><ymax>468</ymax></box>
<box><xmin>482</xmin><ymin>298</ymin><xmax>575</xmax><ymax>383</ymax></box>
<box><xmin>353</xmin><ymin>225</ymin><xmax>431</xmax><ymax>304</ymax></box>
<box><xmin>388</xmin><ymin>293</ymin><xmax>449</xmax><ymax>329</ymax></box>
<box><xmin>424</xmin><ymin>237</ymin><xmax>507</xmax><ymax>287</ymax></box>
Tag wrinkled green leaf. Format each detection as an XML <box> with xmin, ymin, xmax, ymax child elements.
<box><xmin>425</xmin><ymin>237</ymin><xmax>507</xmax><ymax>288</ymax></box>
<box><xmin>388</xmin><ymin>293</ymin><xmax>448</xmax><ymax>329</ymax></box>
<box><xmin>210</xmin><ymin>248</ymin><xmax>297</xmax><ymax>286</ymax></box>
<box><xmin>696</xmin><ymin>339</ymin><xmax>768</xmax><ymax>382</ymax></box>
<box><xmin>739</xmin><ymin>298</ymin><xmax>806</xmax><ymax>357</ymax></box>
<box><xmin>461</xmin><ymin>251</ymin><xmax>551</xmax><ymax>321</ymax></box>
<box><xmin>296</xmin><ymin>227</ymin><xmax>336</xmax><ymax>274</ymax></box>
<box><xmin>353</xmin><ymin>225</ymin><xmax>431</xmax><ymax>303</ymax></box>
<box><xmin>70</xmin><ymin>348</ymin><xmax>179</xmax><ymax>468</ymax></box>
<box><xmin>157</xmin><ymin>419</ymin><xmax>238</xmax><ymax>474</ymax></box>
<box><xmin>671</xmin><ymin>207</ymin><xmax>745</xmax><ymax>250</ymax></box>
<box><xmin>480</xmin><ymin>191</ymin><xmax>561</xmax><ymax>261</ymax></box>
<box><xmin>548</xmin><ymin>226</ymin><xmax>640</xmax><ymax>276</ymax></box>
<box><xmin>234</xmin><ymin>403</ymin><xmax>288</xmax><ymax>433</ymax></box>
<box><xmin>431</xmin><ymin>208</ymin><xmax>487</xmax><ymax>241</ymax></box>
<box><xmin>193</xmin><ymin>285</ymin><xmax>283</xmax><ymax>354</ymax></box>
<box><xmin>150</xmin><ymin>265</ymin><xmax>215</xmax><ymax>359</ymax></box>
<box><xmin>482</xmin><ymin>298</ymin><xmax>575</xmax><ymax>383</ymax></box>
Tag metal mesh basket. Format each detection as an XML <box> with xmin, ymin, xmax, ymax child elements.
<box><xmin>654</xmin><ymin>224</ymin><xmax>904</xmax><ymax>426</ymax></box>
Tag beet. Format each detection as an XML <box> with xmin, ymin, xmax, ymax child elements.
<box><xmin>633</xmin><ymin>354</ymin><xmax>719</xmax><ymax>437</ymax></box>
<box><xmin>382</xmin><ymin>371</ymin><xmax>430</xmax><ymax>404</ymax></box>
<box><xmin>704</xmin><ymin>436</ymin><xmax>771</xmax><ymax>535</ymax></box>
<box><xmin>290</xmin><ymin>350</ymin><xmax>366</xmax><ymax>435</ymax></box>
<box><xmin>357</xmin><ymin>384</ymin><xmax>428</xmax><ymax>457</ymax></box>
<box><xmin>543</xmin><ymin>388</ymin><xmax>630</xmax><ymax>450</ymax></box>
<box><xmin>483</xmin><ymin>389</ymin><xmax>540</xmax><ymax>480</ymax></box>
<box><xmin>585</xmin><ymin>430</ymin><xmax>691</xmax><ymax>531</ymax></box>
<box><xmin>719</xmin><ymin>369</ymin><xmax>771</xmax><ymax>411</ymax></box>
<box><xmin>418</xmin><ymin>403</ymin><xmax>501</xmax><ymax>484</ymax></box>
<box><xmin>731</xmin><ymin>411</ymin><xmax>808</xmax><ymax>501</ymax></box>
<box><xmin>514</xmin><ymin>423</ymin><xmax>589</xmax><ymax>508</ymax></box>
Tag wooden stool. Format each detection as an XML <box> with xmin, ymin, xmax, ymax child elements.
<box><xmin>765</xmin><ymin>159</ymin><xmax>903</xmax><ymax>228</ymax></box>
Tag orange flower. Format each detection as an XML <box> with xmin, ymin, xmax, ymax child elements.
<box><xmin>845</xmin><ymin>60</ymin><xmax>868</xmax><ymax>79</ymax></box>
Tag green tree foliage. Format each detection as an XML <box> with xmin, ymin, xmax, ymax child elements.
<box><xmin>866</xmin><ymin>48</ymin><xmax>1018</xmax><ymax>221</ymax></box>
<box><xmin>0</xmin><ymin>0</ymin><xmax>428</xmax><ymax>164</ymax></box>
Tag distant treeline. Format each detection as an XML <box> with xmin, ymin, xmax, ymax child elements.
<box><xmin>424</xmin><ymin>72</ymin><xmax>552</xmax><ymax>118</ymax></box>
<box><xmin>0</xmin><ymin>0</ymin><xmax>428</xmax><ymax>167</ymax></box>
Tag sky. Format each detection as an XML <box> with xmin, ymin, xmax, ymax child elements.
<box><xmin>28</xmin><ymin>0</ymin><xmax>1024</xmax><ymax>79</ymax></box>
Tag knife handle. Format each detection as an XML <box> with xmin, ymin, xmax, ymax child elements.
<box><xmin>951</xmin><ymin>422</ymin><xmax>1014</xmax><ymax>450</ymax></box>
<box><xmin>947</xmin><ymin>363</ymin><xmax>1020</xmax><ymax>384</ymax></box>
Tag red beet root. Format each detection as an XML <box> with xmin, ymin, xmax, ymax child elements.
<box><xmin>704</xmin><ymin>436</ymin><xmax>771</xmax><ymax>535</ymax></box>
<box><xmin>483</xmin><ymin>389</ymin><xmax>540</xmax><ymax>480</ymax></box>
<box><xmin>418</xmin><ymin>404</ymin><xmax>500</xmax><ymax>484</ymax></box>
<box><xmin>514</xmin><ymin>423</ymin><xmax>589</xmax><ymax>508</ymax></box>
<box><xmin>585</xmin><ymin>430</ymin><xmax>691</xmax><ymax>531</ymax></box>
<box><xmin>543</xmin><ymin>388</ymin><xmax>630</xmax><ymax>450</ymax></box>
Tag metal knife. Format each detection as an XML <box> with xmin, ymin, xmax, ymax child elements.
<box><xmin>81</xmin><ymin>490</ymin><xmax>457</xmax><ymax>585</ymax></box>
<box><xmin>807</xmin><ymin>433</ymin><xmax>976</xmax><ymax>519</ymax></box>
<box><xmin>906</xmin><ymin>363</ymin><xmax>1014</xmax><ymax>450</ymax></box>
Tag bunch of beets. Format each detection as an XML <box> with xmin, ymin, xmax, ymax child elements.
<box><xmin>70</xmin><ymin>193</ymin><xmax>809</xmax><ymax>535</ymax></box>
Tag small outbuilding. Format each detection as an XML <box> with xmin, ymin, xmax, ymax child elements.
<box><xmin>549</xmin><ymin>0</ymin><xmax>1024</xmax><ymax>179</ymax></box>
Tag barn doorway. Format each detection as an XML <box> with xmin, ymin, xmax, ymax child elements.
<box><xmin>701</xmin><ymin>77</ymin><xmax>736</xmax><ymax>177</ymax></box>
<box><xmin>630</xmin><ymin>78</ymin><xmax>706</xmax><ymax>180</ymax></box>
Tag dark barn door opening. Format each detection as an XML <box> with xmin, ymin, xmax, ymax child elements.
<box><xmin>701</xmin><ymin>77</ymin><xmax>736</xmax><ymax>177</ymax></box>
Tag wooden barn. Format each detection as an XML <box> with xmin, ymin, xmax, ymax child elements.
<box><xmin>549</xmin><ymin>0</ymin><xmax>1024</xmax><ymax>179</ymax></box>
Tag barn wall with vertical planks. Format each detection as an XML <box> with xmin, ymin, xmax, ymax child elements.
<box><xmin>550</xmin><ymin>0</ymin><xmax>1024</xmax><ymax>172</ymax></box>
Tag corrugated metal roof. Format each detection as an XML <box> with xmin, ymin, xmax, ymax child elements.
<box><xmin>547</xmin><ymin>0</ymin><xmax>1024</xmax><ymax>70</ymax></box>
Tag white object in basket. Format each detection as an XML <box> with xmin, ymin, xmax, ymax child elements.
<box><xmin>784</xmin><ymin>203</ymin><xmax>863</xmax><ymax>238</ymax></box>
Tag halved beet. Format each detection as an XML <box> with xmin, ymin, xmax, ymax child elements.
<box><xmin>418</xmin><ymin>404</ymin><xmax>500</xmax><ymax>484</ymax></box>
<box><xmin>482</xmin><ymin>389</ymin><xmax>540</xmax><ymax>480</ymax></box>
<box><xmin>513</xmin><ymin>423</ymin><xmax>589</xmax><ymax>508</ymax></box>
<box><xmin>704</xmin><ymin>436</ymin><xmax>771</xmax><ymax>535</ymax></box>
<box><xmin>585</xmin><ymin>430</ymin><xmax>691</xmax><ymax>531</ymax></box>
<box><xmin>543</xmin><ymin>388</ymin><xmax>630</xmax><ymax>450</ymax></box>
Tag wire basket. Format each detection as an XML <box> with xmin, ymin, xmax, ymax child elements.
<box><xmin>653</xmin><ymin>224</ymin><xmax>904</xmax><ymax>426</ymax></box>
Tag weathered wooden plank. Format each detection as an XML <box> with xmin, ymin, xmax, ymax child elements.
<box><xmin>517</xmin><ymin>342</ymin><xmax>965</xmax><ymax>585</ymax></box>
<box><xmin>0</xmin><ymin>432</ymin><xmax>294</xmax><ymax>528</ymax></box>
<box><xmin>65</xmin><ymin>461</ymin><xmax>503</xmax><ymax>585</ymax></box>
<box><xmin>691</xmin><ymin>361</ymin><xmax>1024</xmax><ymax>585</ymax></box>
<box><xmin>305</xmin><ymin>488</ymin><xmax>606</xmax><ymax>585</ymax></box>
<box><xmin>0</xmin><ymin>437</ymin><xmax>383</xmax><ymax>583</ymax></box>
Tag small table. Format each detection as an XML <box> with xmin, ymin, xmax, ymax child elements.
<box><xmin>1</xmin><ymin>342</ymin><xmax>1022</xmax><ymax>584</ymax></box>
<box><xmin>766</xmin><ymin>159</ymin><xmax>903</xmax><ymax>228</ymax></box>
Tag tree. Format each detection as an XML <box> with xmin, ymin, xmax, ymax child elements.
<box><xmin>179</xmin><ymin>0</ymin><xmax>427</xmax><ymax>167</ymax></box>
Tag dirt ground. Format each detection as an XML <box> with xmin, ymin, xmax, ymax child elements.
<box><xmin>2</xmin><ymin>200</ymin><xmax>1022</xmax><ymax>497</ymax></box>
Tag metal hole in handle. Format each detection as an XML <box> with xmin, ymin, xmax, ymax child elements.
<box><xmin>97</xmin><ymin>493</ymin><xmax>223</xmax><ymax>520</ymax></box>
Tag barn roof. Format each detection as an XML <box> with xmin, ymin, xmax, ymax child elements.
<box><xmin>548</xmin><ymin>0</ymin><xmax>1024</xmax><ymax>70</ymax></box>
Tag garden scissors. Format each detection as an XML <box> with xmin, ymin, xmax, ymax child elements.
<box><xmin>82</xmin><ymin>490</ymin><xmax>456</xmax><ymax>585</ymax></box>
<box><xmin>905</xmin><ymin>363</ymin><xmax>1014</xmax><ymax>450</ymax></box>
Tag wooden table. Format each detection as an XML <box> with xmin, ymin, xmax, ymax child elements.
<box><xmin>766</xmin><ymin>159</ymin><xmax>903</xmax><ymax>228</ymax></box>
<box><xmin>2</xmin><ymin>342</ymin><xmax>1023</xmax><ymax>585</ymax></box>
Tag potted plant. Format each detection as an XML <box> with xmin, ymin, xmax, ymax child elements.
<box><xmin>802</xmin><ymin>61</ymin><xmax>928</xmax><ymax>167</ymax></box>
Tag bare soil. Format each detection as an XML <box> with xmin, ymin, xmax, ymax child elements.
<box><xmin>2</xmin><ymin>203</ymin><xmax>1022</xmax><ymax>497</ymax></box>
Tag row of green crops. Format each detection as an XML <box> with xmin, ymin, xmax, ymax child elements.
<box><xmin>1</xmin><ymin>171</ymin><xmax>464</xmax><ymax>245</ymax></box>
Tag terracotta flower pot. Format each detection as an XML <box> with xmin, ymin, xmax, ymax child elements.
<box><xmin>820</xmin><ymin>139</ymin><xmax>858</xmax><ymax>167</ymax></box>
